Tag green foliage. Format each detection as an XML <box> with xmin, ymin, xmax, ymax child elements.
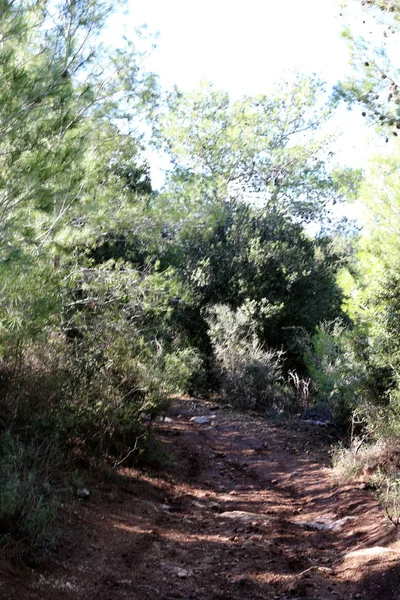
<box><xmin>0</xmin><ymin>261</ymin><xmax>203</xmax><ymax>478</ymax></box>
<box><xmin>337</xmin><ymin>0</ymin><xmax>400</xmax><ymax>136</ymax></box>
<box><xmin>305</xmin><ymin>321</ymin><xmax>369</xmax><ymax>427</ymax></box>
<box><xmin>173</xmin><ymin>201</ymin><xmax>344</xmax><ymax>371</ymax></box>
<box><xmin>0</xmin><ymin>0</ymin><xmax>158</xmax><ymax>265</ymax></box>
<box><xmin>337</xmin><ymin>149</ymin><xmax>400</xmax><ymax>416</ymax></box>
<box><xmin>50</xmin><ymin>262</ymin><xmax>202</xmax><ymax>452</ymax></box>
<box><xmin>0</xmin><ymin>0</ymin><xmax>166</xmax><ymax>550</ymax></box>
<box><xmin>206</xmin><ymin>303</ymin><xmax>290</xmax><ymax>411</ymax></box>
<box><xmin>156</xmin><ymin>77</ymin><xmax>353</xmax><ymax>221</ymax></box>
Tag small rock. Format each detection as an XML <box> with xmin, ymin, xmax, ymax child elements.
<box><xmin>296</xmin><ymin>516</ymin><xmax>355</xmax><ymax>531</ymax></box>
<box><xmin>176</xmin><ymin>568</ymin><xmax>189</xmax><ymax>578</ymax></box>
<box><xmin>76</xmin><ymin>488</ymin><xmax>90</xmax><ymax>499</ymax></box>
<box><xmin>345</xmin><ymin>547</ymin><xmax>400</xmax><ymax>559</ymax></box>
<box><xmin>219</xmin><ymin>510</ymin><xmax>270</xmax><ymax>523</ymax></box>
<box><xmin>190</xmin><ymin>415</ymin><xmax>215</xmax><ymax>424</ymax></box>
<box><xmin>302</xmin><ymin>419</ymin><xmax>328</xmax><ymax>426</ymax></box>
<box><xmin>140</xmin><ymin>412</ymin><xmax>152</xmax><ymax>422</ymax></box>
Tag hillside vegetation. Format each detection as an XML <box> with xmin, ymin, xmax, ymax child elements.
<box><xmin>1</xmin><ymin>0</ymin><xmax>400</xmax><ymax>553</ymax></box>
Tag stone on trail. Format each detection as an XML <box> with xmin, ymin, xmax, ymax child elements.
<box><xmin>190</xmin><ymin>415</ymin><xmax>216</xmax><ymax>424</ymax></box>
<box><xmin>219</xmin><ymin>510</ymin><xmax>270</xmax><ymax>523</ymax></box>
<box><xmin>344</xmin><ymin>547</ymin><xmax>400</xmax><ymax>559</ymax></box>
<box><xmin>175</xmin><ymin>568</ymin><xmax>189</xmax><ymax>578</ymax></box>
<box><xmin>296</xmin><ymin>516</ymin><xmax>355</xmax><ymax>531</ymax></box>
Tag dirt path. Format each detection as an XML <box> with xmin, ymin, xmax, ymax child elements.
<box><xmin>3</xmin><ymin>398</ymin><xmax>400</xmax><ymax>600</ymax></box>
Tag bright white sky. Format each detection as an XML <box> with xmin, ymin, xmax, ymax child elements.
<box><xmin>106</xmin><ymin>0</ymin><xmax>387</xmax><ymax>190</ymax></box>
<box><xmin>121</xmin><ymin>0</ymin><xmax>351</xmax><ymax>94</ymax></box>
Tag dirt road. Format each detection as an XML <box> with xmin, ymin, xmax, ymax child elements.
<box><xmin>3</xmin><ymin>398</ymin><xmax>400</xmax><ymax>599</ymax></box>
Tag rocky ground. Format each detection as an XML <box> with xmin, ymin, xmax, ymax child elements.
<box><xmin>2</xmin><ymin>398</ymin><xmax>400</xmax><ymax>600</ymax></box>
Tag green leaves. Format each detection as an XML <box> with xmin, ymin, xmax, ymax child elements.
<box><xmin>155</xmin><ymin>76</ymin><xmax>345</xmax><ymax>221</ymax></box>
<box><xmin>339</xmin><ymin>0</ymin><xmax>400</xmax><ymax>134</ymax></box>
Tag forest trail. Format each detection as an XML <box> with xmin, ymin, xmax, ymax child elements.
<box><xmin>4</xmin><ymin>398</ymin><xmax>400</xmax><ymax>600</ymax></box>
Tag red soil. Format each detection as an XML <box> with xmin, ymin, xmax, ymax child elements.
<box><xmin>2</xmin><ymin>398</ymin><xmax>400</xmax><ymax>600</ymax></box>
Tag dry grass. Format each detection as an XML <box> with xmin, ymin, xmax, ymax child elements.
<box><xmin>333</xmin><ymin>437</ymin><xmax>400</xmax><ymax>527</ymax></box>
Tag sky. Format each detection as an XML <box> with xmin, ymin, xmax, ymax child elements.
<box><xmin>106</xmin><ymin>0</ymin><xmax>386</xmax><ymax>190</ymax></box>
<box><xmin>120</xmin><ymin>0</ymin><xmax>351</xmax><ymax>94</ymax></box>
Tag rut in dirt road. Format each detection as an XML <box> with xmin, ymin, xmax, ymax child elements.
<box><xmin>5</xmin><ymin>398</ymin><xmax>400</xmax><ymax>600</ymax></box>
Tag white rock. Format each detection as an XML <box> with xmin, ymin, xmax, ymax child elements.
<box><xmin>296</xmin><ymin>516</ymin><xmax>355</xmax><ymax>531</ymax></box>
<box><xmin>345</xmin><ymin>547</ymin><xmax>400</xmax><ymax>559</ymax></box>
<box><xmin>156</xmin><ymin>416</ymin><xmax>173</xmax><ymax>423</ymax></box>
<box><xmin>176</xmin><ymin>568</ymin><xmax>189</xmax><ymax>578</ymax></box>
<box><xmin>140</xmin><ymin>412</ymin><xmax>152</xmax><ymax>422</ymax></box>
<box><xmin>190</xmin><ymin>415</ymin><xmax>216</xmax><ymax>424</ymax></box>
<box><xmin>219</xmin><ymin>510</ymin><xmax>270</xmax><ymax>523</ymax></box>
<box><xmin>76</xmin><ymin>488</ymin><xmax>90</xmax><ymax>499</ymax></box>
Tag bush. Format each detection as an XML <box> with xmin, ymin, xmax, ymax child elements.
<box><xmin>376</xmin><ymin>473</ymin><xmax>400</xmax><ymax>527</ymax></box>
<box><xmin>58</xmin><ymin>263</ymin><xmax>203</xmax><ymax>452</ymax></box>
<box><xmin>333</xmin><ymin>436</ymin><xmax>400</xmax><ymax>527</ymax></box>
<box><xmin>304</xmin><ymin>320</ymin><xmax>369</xmax><ymax>429</ymax></box>
<box><xmin>0</xmin><ymin>260</ymin><xmax>206</xmax><ymax>548</ymax></box>
<box><xmin>206</xmin><ymin>303</ymin><xmax>290</xmax><ymax>411</ymax></box>
<box><xmin>0</xmin><ymin>431</ymin><xmax>59</xmax><ymax>548</ymax></box>
<box><xmin>0</xmin><ymin>262</ymin><xmax>203</xmax><ymax>458</ymax></box>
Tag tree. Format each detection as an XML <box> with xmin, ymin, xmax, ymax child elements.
<box><xmin>0</xmin><ymin>0</ymin><xmax>160</xmax><ymax>343</ymax></box>
<box><xmin>0</xmin><ymin>0</ymin><xmax>158</xmax><ymax>261</ymax></box>
<box><xmin>155</xmin><ymin>77</ymin><xmax>357</xmax><ymax>223</ymax></box>
<box><xmin>341</xmin><ymin>146</ymin><xmax>400</xmax><ymax>371</ymax></box>
<box><xmin>337</xmin><ymin>0</ymin><xmax>400</xmax><ymax>138</ymax></box>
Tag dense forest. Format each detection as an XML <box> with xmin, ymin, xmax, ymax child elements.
<box><xmin>2</xmin><ymin>0</ymin><xmax>400</xmax><ymax>552</ymax></box>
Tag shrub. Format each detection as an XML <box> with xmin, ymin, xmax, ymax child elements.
<box><xmin>57</xmin><ymin>263</ymin><xmax>203</xmax><ymax>453</ymax></box>
<box><xmin>333</xmin><ymin>436</ymin><xmax>400</xmax><ymax>527</ymax></box>
<box><xmin>304</xmin><ymin>320</ymin><xmax>369</xmax><ymax>429</ymax></box>
<box><xmin>0</xmin><ymin>431</ymin><xmax>59</xmax><ymax>548</ymax></box>
<box><xmin>0</xmin><ymin>260</ymin><xmax>206</xmax><ymax>548</ymax></box>
<box><xmin>206</xmin><ymin>303</ymin><xmax>289</xmax><ymax>411</ymax></box>
<box><xmin>0</xmin><ymin>262</ymin><xmax>203</xmax><ymax>458</ymax></box>
<box><xmin>375</xmin><ymin>472</ymin><xmax>400</xmax><ymax>527</ymax></box>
